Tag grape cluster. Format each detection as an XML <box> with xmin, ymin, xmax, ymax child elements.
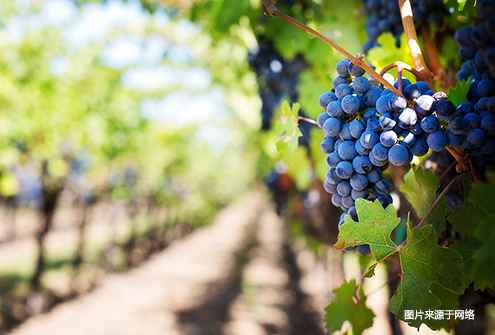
<box><xmin>317</xmin><ymin>59</ymin><xmax>452</xmax><ymax>255</ymax></box>
<box><xmin>361</xmin><ymin>0</ymin><xmax>446</xmax><ymax>53</ymax></box>
<box><xmin>453</xmin><ymin>1</ymin><xmax>495</xmax><ymax>166</ymax></box>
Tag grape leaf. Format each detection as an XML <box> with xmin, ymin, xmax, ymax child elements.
<box><xmin>449</xmin><ymin>206</ymin><xmax>492</xmax><ymax>290</ymax></box>
<box><xmin>334</xmin><ymin>199</ymin><xmax>400</xmax><ymax>277</ymax></box>
<box><xmin>389</xmin><ymin>224</ymin><xmax>464</xmax><ymax>330</ymax></box>
<box><xmin>335</xmin><ymin>200</ymin><xmax>464</xmax><ymax>330</ymax></box>
<box><xmin>472</xmin><ymin>213</ymin><xmax>495</xmax><ymax>289</ymax></box>
<box><xmin>324</xmin><ymin>279</ymin><xmax>375</xmax><ymax>335</ymax></box>
<box><xmin>447</xmin><ymin>78</ymin><xmax>471</xmax><ymax>106</ymax></box>
<box><xmin>400</xmin><ymin>167</ymin><xmax>448</xmax><ymax>235</ymax></box>
<box><xmin>275</xmin><ymin>101</ymin><xmax>302</xmax><ymax>159</ymax></box>
<box><xmin>467</xmin><ymin>172</ymin><xmax>495</xmax><ymax>213</ymax></box>
<box><xmin>430</xmin><ymin>283</ymin><xmax>460</xmax><ymax>331</ymax></box>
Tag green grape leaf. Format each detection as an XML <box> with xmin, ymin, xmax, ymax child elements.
<box><xmin>472</xmin><ymin>213</ymin><xmax>495</xmax><ymax>289</ymax></box>
<box><xmin>389</xmin><ymin>224</ymin><xmax>464</xmax><ymax>330</ymax></box>
<box><xmin>335</xmin><ymin>199</ymin><xmax>400</xmax><ymax>277</ymax></box>
<box><xmin>324</xmin><ymin>279</ymin><xmax>375</xmax><ymax>335</ymax></box>
<box><xmin>467</xmin><ymin>172</ymin><xmax>495</xmax><ymax>213</ymax></box>
<box><xmin>430</xmin><ymin>283</ymin><xmax>461</xmax><ymax>331</ymax></box>
<box><xmin>401</xmin><ymin>167</ymin><xmax>448</xmax><ymax>235</ymax></box>
<box><xmin>447</xmin><ymin>78</ymin><xmax>472</xmax><ymax>106</ymax></box>
<box><xmin>275</xmin><ymin>101</ymin><xmax>303</xmax><ymax>159</ymax></box>
<box><xmin>450</xmin><ymin>175</ymin><xmax>495</xmax><ymax>291</ymax></box>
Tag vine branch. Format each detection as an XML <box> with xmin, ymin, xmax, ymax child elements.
<box><xmin>416</xmin><ymin>172</ymin><xmax>471</xmax><ymax>229</ymax></box>
<box><xmin>397</xmin><ymin>0</ymin><xmax>435</xmax><ymax>90</ymax></box>
<box><xmin>260</xmin><ymin>0</ymin><xmax>402</xmax><ymax>96</ymax></box>
<box><xmin>399</xmin><ymin>172</ymin><xmax>471</xmax><ymax>248</ymax></box>
<box><xmin>298</xmin><ymin>116</ymin><xmax>318</xmax><ymax>125</ymax></box>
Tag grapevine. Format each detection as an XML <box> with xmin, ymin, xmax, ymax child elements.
<box><xmin>261</xmin><ymin>0</ymin><xmax>495</xmax><ymax>333</ymax></box>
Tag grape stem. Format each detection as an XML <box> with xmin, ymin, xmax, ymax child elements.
<box><xmin>364</xmin><ymin>271</ymin><xmax>400</xmax><ymax>299</ymax></box>
<box><xmin>399</xmin><ymin>172</ymin><xmax>471</xmax><ymax>247</ymax></box>
<box><xmin>397</xmin><ymin>0</ymin><xmax>436</xmax><ymax>90</ymax></box>
<box><xmin>417</xmin><ymin>172</ymin><xmax>470</xmax><ymax>228</ymax></box>
<box><xmin>438</xmin><ymin>160</ymin><xmax>457</xmax><ymax>182</ymax></box>
<box><xmin>259</xmin><ymin>0</ymin><xmax>402</xmax><ymax>96</ymax></box>
<box><xmin>445</xmin><ymin>146</ymin><xmax>470</xmax><ymax>173</ymax></box>
<box><xmin>420</xmin><ymin>23</ymin><xmax>445</xmax><ymax>86</ymax></box>
<box><xmin>298</xmin><ymin>116</ymin><xmax>318</xmax><ymax>125</ymax></box>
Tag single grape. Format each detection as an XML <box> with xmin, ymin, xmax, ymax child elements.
<box><xmin>349</xmin><ymin>119</ymin><xmax>366</xmax><ymax>138</ymax></box>
<box><xmin>338</xmin><ymin>140</ymin><xmax>358</xmax><ymax>161</ymax></box>
<box><xmin>360</xmin><ymin>130</ymin><xmax>379</xmax><ymax>149</ymax></box>
<box><xmin>397</xmin><ymin>107</ymin><xmax>418</xmax><ymax>129</ymax></box>
<box><xmin>318</xmin><ymin>91</ymin><xmax>338</xmax><ymax>110</ymax></box>
<box><xmin>481</xmin><ymin>114</ymin><xmax>495</xmax><ymax>136</ymax></box>
<box><xmin>371</xmin><ymin>142</ymin><xmax>390</xmax><ymax>160</ymax></box>
<box><xmin>356</xmin><ymin>244</ymin><xmax>371</xmax><ymax>256</ymax></box>
<box><xmin>336</xmin><ymin>58</ymin><xmax>351</xmax><ymax>77</ymax></box>
<box><xmin>351</xmin><ymin>188</ymin><xmax>370</xmax><ymax>200</ymax></box>
<box><xmin>464</xmin><ymin>112</ymin><xmax>481</xmax><ymax>131</ymax></box>
<box><xmin>366</xmin><ymin>167</ymin><xmax>382</xmax><ymax>183</ymax></box>
<box><xmin>352</xmin><ymin>155</ymin><xmax>373</xmax><ymax>174</ymax></box>
<box><xmin>448</xmin><ymin>116</ymin><xmax>467</xmax><ymax>135</ymax></box>
<box><xmin>415</xmin><ymin>95</ymin><xmax>436</xmax><ymax>116</ymax></box>
<box><xmin>335</xmin><ymin>83</ymin><xmax>353</xmax><ymax>100</ymax></box>
<box><xmin>467</xmin><ymin>128</ymin><xmax>486</xmax><ymax>148</ymax></box>
<box><xmin>323</xmin><ymin>180</ymin><xmax>337</xmax><ymax>194</ymax></box>
<box><xmin>342</xmin><ymin>95</ymin><xmax>360</xmax><ymax>114</ymax></box>
<box><xmin>320</xmin><ymin>139</ymin><xmax>335</xmax><ymax>154</ymax></box>
<box><xmin>379</xmin><ymin>113</ymin><xmax>396</xmax><ymax>130</ymax></box>
<box><xmin>326</xmin><ymin>100</ymin><xmax>344</xmax><ymax>118</ymax></box>
<box><xmin>388</xmin><ymin>94</ymin><xmax>407</xmax><ymax>112</ymax></box>
<box><xmin>350</xmin><ymin>173</ymin><xmax>369</xmax><ymax>191</ymax></box>
<box><xmin>409</xmin><ymin>136</ymin><xmax>429</xmax><ymax>156</ymax></box>
<box><xmin>335</xmin><ymin>161</ymin><xmax>354</xmax><ymax>179</ymax></box>
<box><xmin>342</xmin><ymin>195</ymin><xmax>355</xmax><ymax>208</ymax></box>
<box><xmin>376</xmin><ymin>95</ymin><xmax>393</xmax><ymax>114</ymax></box>
<box><xmin>435</xmin><ymin>99</ymin><xmax>456</xmax><ymax>121</ymax></box>
<box><xmin>323</xmin><ymin>117</ymin><xmax>341</xmax><ymax>136</ymax></box>
<box><xmin>421</xmin><ymin>115</ymin><xmax>440</xmax><ymax>133</ymax></box>
<box><xmin>445</xmin><ymin>130</ymin><xmax>462</xmax><ymax>147</ymax></box>
<box><xmin>403</xmin><ymin>84</ymin><xmax>421</xmax><ymax>100</ymax></box>
<box><xmin>337</xmin><ymin>180</ymin><xmax>352</xmax><ymax>197</ymax></box>
<box><xmin>327</xmin><ymin>152</ymin><xmax>342</xmax><ymax>168</ymax></box>
<box><xmin>374</xmin><ymin>178</ymin><xmax>392</xmax><ymax>196</ymax></box>
<box><xmin>388</xmin><ymin>144</ymin><xmax>409</xmax><ymax>166</ymax></box>
<box><xmin>427</xmin><ymin>130</ymin><xmax>448</xmax><ymax>151</ymax></box>
<box><xmin>353</xmin><ymin>76</ymin><xmax>371</xmax><ymax>93</ymax></box>
<box><xmin>380</xmin><ymin>130</ymin><xmax>398</xmax><ymax>148</ymax></box>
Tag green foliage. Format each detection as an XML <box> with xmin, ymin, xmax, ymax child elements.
<box><xmin>335</xmin><ymin>199</ymin><xmax>399</xmax><ymax>277</ymax></box>
<box><xmin>275</xmin><ymin>101</ymin><xmax>303</xmax><ymax>160</ymax></box>
<box><xmin>447</xmin><ymin>78</ymin><xmax>472</xmax><ymax>106</ymax></box>
<box><xmin>366</xmin><ymin>34</ymin><xmax>415</xmax><ymax>82</ymax></box>
<box><xmin>468</xmin><ymin>172</ymin><xmax>495</xmax><ymax>213</ymax></box>
<box><xmin>401</xmin><ymin>167</ymin><xmax>448</xmax><ymax>235</ymax></box>
<box><xmin>451</xmin><ymin>173</ymin><xmax>495</xmax><ymax>290</ymax></box>
<box><xmin>324</xmin><ymin>279</ymin><xmax>375</xmax><ymax>335</ymax></box>
<box><xmin>449</xmin><ymin>205</ymin><xmax>492</xmax><ymax>290</ymax></box>
<box><xmin>389</xmin><ymin>224</ymin><xmax>464</xmax><ymax>330</ymax></box>
<box><xmin>336</xmin><ymin>198</ymin><xmax>464</xmax><ymax>330</ymax></box>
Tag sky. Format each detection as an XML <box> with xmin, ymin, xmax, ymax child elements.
<box><xmin>3</xmin><ymin>0</ymin><xmax>230</xmax><ymax>142</ymax></box>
